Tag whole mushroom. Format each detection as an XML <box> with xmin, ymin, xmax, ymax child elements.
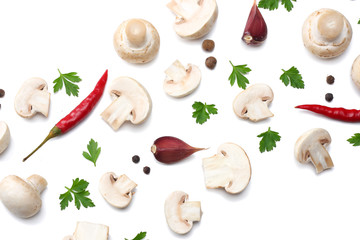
<box><xmin>114</xmin><ymin>18</ymin><xmax>160</xmax><ymax>63</ymax></box>
<box><xmin>0</xmin><ymin>174</ymin><xmax>47</xmax><ymax>218</ymax></box>
<box><xmin>0</xmin><ymin>121</ymin><xmax>10</xmax><ymax>154</ymax></box>
<box><xmin>302</xmin><ymin>8</ymin><xmax>352</xmax><ymax>58</ymax></box>
<box><xmin>63</xmin><ymin>221</ymin><xmax>109</xmax><ymax>240</ymax></box>
<box><xmin>351</xmin><ymin>54</ymin><xmax>360</xmax><ymax>89</ymax></box>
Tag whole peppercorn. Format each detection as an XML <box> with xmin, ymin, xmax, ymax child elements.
<box><xmin>132</xmin><ymin>155</ymin><xmax>140</xmax><ymax>164</ymax></box>
<box><xmin>325</xmin><ymin>93</ymin><xmax>333</xmax><ymax>102</ymax></box>
<box><xmin>326</xmin><ymin>75</ymin><xmax>335</xmax><ymax>84</ymax></box>
<box><xmin>205</xmin><ymin>56</ymin><xmax>217</xmax><ymax>69</ymax></box>
<box><xmin>202</xmin><ymin>39</ymin><xmax>215</xmax><ymax>52</ymax></box>
<box><xmin>0</xmin><ymin>89</ymin><xmax>5</xmax><ymax>98</ymax></box>
<box><xmin>143</xmin><ymin>166</ymin><xmax>151</xmax><ymax>175</ymax></box>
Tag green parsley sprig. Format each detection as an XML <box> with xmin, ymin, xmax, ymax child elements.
<box><xmin>125</xmin><ymin>232</ymin><xmax>147</xmax><ymax>240</ymax></box>
<box><xmin>228</xmin><ymin>61</ymin><xmax>251</xmax><ymax>89</ymax></box>
<box><xmin>347</xmin><ymin>133</ymin><xmax>360</xmax><ymax>146</ymax></box>
<box><xmin>280</xmin><ymin>66</ymin><xmax>304</xmax><ymax>89</ymax></box>
<box><xmin>82</xmin><ymin>139</ymin><xmax>101</xmax><ymax>166</ymax></box>
<box><xmin>257</xmin><ymin>127</ymin><xmax>281</xmax><ymax>153</ymax></box>
<box><xmin>59</xmin><ymin>178</ymin><xmax>95</xmax><ymax>210</ymax></box>
<box><xmin>192</xmin><ymin>101</ymin><xmax>218</xmax><ymax>124</ymax></box>
<box><xmin>53</xmin><ymin>69</ymin><xmax>82</xmax><ymax>97</ymax></box>
<box><xmin>258</xmin><ymin>0</ymin><xmax>296</xmax><ymax>12</ymax></box>
<box><xmin>358</xmin><ymin>19</ymin><xmax>360</xmax><ymax>24</ymax></box>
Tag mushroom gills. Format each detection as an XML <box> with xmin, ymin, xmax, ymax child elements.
<box><xmin>306</xmin><ymin>144</ymin><xmax>333</xmax><ymax>173</ymax></box>
<box><xmin>101</xmin><ymin>96</ymin><xmax>134</xmax><ymax>130</ymax></box>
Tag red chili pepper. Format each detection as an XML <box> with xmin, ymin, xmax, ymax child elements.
<box><xmin>295</xmin><ymin>104</ymin><xmax>360</xmax><ymax>122</ymax></box>
<box><xmin>23</xmin><ymin>69</ymin><xmax>108</xmax><ymax>161</ymax></box>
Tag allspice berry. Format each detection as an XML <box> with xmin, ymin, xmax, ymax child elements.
<box><xmin>202</xmin><ymin>39</ymin><xmax>215</xmax><ymax>52</ymax></box>
<box><xmin>0</xmin><ymin>89</ymin><xmax>5</xmax><ymax>98</ymax></box>
<box><xmin>326</xmin><ymin>75</ymin><xmax>335</xmax><ymax>84</ymax></box>
<box><xmin>205</xmin><ymin>57</ymin><xmax>217</xmax><ymax>69</ymax></box>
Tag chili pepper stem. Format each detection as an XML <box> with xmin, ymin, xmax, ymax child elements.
<box><xmin>23</xmin><ymin>126</ymin><xmax>61</xmax><ymax>162</ymax></box>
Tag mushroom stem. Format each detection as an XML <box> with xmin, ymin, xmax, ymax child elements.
<box><xmin>101</xmin><ymin>96</ymin><xmax>133</xmax><ymax>130</ymax></box>
<box><xmin>180</xmin><ymin>201</ymin><xmax>201</xmax><ymax>221</ymax></box>
<box><xmin>246</xmin><ymin>101</ymin><xmax>274</xmax><ymax>122</ymax></box>
<box><xmin>27</xmin><ymin>174</ymin><xmax>48</xmax><ymax>193</ymax></box>
<box><xmin>167</xmin><ymin>0</ymin><xmax>200</xmax><ymax>20</ymax></box>
<box><xmin>308</xmin><ymin>144</ymin><xmax>334</xmax><ymax>173</ymax></box>
<box><xmin>113</xmin><ymin>174</ymin><xmax>137</xmax><ymax>197</ymax></box>
<box><xmin>165</xmin><ymin>60</ymin><xmax>187</xmax><ymax>83</ymax></box>
<box><xmin>28</xmin><ymin>90</ymin><xmax>50</xmax><ymax>117</ymax></box>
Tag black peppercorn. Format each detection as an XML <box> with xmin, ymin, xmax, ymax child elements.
<box><xmin>132</xmin><ymin>155</ymin><xmax>140</xmax><ymax>164</ymax></box>
<box><xmin>143</xmin><ymin>166</ymin><xmax>150</xmax><ymax>175</ymax></box>
<box><xmin>326</xmin><ymin>75</ymin><xmax>335</xmax><ymax>84</ymax></box>
<box><xmin>202</xmin><ymin>39</ymin><xmax>215</xmax><ymax>52</ymax></box>
<box><xmin>325</xmin><ymin>93</ymin><xmax>333</xmax><ymax>102</ymax></box>
<box><xmin>0</xmin><ymin>89</ymin><xmax>5</xmax><ymax>98</ymax></box>
<box><xmin>205</xmin><ymin>56</ymin><xmax>217</xmax><ymax>69</ymax></box>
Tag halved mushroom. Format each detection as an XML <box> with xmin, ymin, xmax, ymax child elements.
<box><xmin>101</xmin><ymin>77</ymin><xmax>151</xmax><ymax>130</ymax></box>
<box><xmin>114</xmin><ymin>18</ymin><xmax>160</xmax><ymax>63</ymax></box>
<box><xmin>351</xmin><ymin>54</ymin><xmax>360</xmax><ymax>89</ymax></box>
<box><xmin>63</xmin><ymin>222</ymin><xmax>109</xmax><ymax>240</ymax></box>
<box><xmin>99</xmin><ymin>173</ymin><xmax>137</xmax><ymax>208</ymax></box>
<box><xmin>294</xmin><ymin>128</ymin><xmax>333</xmax><ymax>174</ymax></box>
<box><xmin>14</xmin><ymin>77</ymin><xmax>50</xmax><ymax>118</ymax></box>
<box><xmin>302</xmin><ymin>8</ymin><xmax>352</xmax><ymax>58</ymax></box>
<box><xmin>202</xmin><ymin>143</ymin><xmax>251</xmax><ymax>194</ymax></box>
<box><xmin>164</xmin><ymin>191</ymin><xmax>201</xmax><ymax>234</ymax></box>
<box><xmin>164</xmin><ymin>60</ymin><xmax>201</xmax><ymax>97</ymax></box>
<box><xmin>233</xmin><ymin>83</ymin><xmax>274</xmax><ymax>122</ymax></box>
<box><xmin>0</xmin><ymin>121</ymin><xmax>10</xmax><ymax>154</ymax></box>
<box><xmin>167</xmin><ymin>0</ymin><xmax>218</xmax><ymax>39</ymax></box>
<box><xmin>0</xmin><ymin>174</ymin><xmax>47</xmax><ymax>218</ymax></box>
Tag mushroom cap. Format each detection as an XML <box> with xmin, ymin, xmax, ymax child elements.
<box><xmin>163</xmin><ymin>60</ymin><xmax>201</xmax><ymax>97</ymax></box>
<box><xmin>233</xmin><ymin>83</ymin><xmax>274</xmax><ymax>122</ymax></box>
<box><xmin>302</xmin><ymin>8</ymin><xmax>352</xmax><ymax>58</ymax></box>
<box><xmin>0</xmin><ymin>121</ymin><xmax>10</xmax><ymax>154</ymax></box>
<box><xmin>99</xmin><ymin>173</ymin><xmax>137</xmax><ymax>208</ymax></box>
<box><xmin>113</xmin><ymin>18</ymin><xmax>160</xmax><ymax>63</ymax></box>
<box><xmin>14</xmin><ymin>77</ymin><xmax>50</xmax><ymax>118</ymax></box>
<box><xmin>202</xmin><ymin>143</ymin><xmax>251</xmax><ymax>194</ymax></box>
<box><xmin>101</xmin><ymin>77</ymin><xmax>152</xmax><ymax>130</ymax></box>
<box><xmin>351</xmin><ymin>55</ymin><xmax>360</xmax><ymax>89</ymax></box>
<box><xmin>0</xmin><ymin>175</ymin><xmax>47</xmax><ymax>218</ymax></box>
<box><xmin>167</xmin><ymin>0</ymin><xmax>218</xmax><ymax>39</ymax></box>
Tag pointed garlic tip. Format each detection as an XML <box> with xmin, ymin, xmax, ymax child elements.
<box><xmin>0</xmin><ymin>121</ymin><xmax>10</xmax><ymax>155</ymax></box>
<box><xmin>294</xmin><ymin>128</ymin><xmax>333</xmax><ymax>173</ymax></box>
<box><xmin>242</xmin><ymin>0</ymin><xmax>267</xmax><ymax>45</ymax></box>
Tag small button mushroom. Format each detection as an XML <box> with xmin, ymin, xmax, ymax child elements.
<box><xmin>233</xmin><ymin>83</ymin><xmax>274</xmax><ymax>122</ymax></box>
<box><xmin>294</xmin><ymin>128</ymin><xmax>334</xmax><ymax>174</ymax></box>
<box><xmin>63</xmin><ymin>221</ymin><xmax>109</xmax><ymax>240</ymax></box>
<box><xmin>0</xmin><ymin>174</ymin><xmax>47</xmax><ymax>218</ymax></box>
<box><xmin>164</xmin><ymin>60</ymin><xmax>201</xmax><ymax>97</ymax></box>
<box><xmin>0</xmin><ymin>121</ymin><xmax>10</xmax><ymax>154</ymax></box>
<box><xmin>167</xmin><ymin>0</ymin><xmax>218</xmax><ymax>39</ymax></box>
<box><xmin>164</xmin><ymin>191</ymin><xmax>201</xmax><ymax>234</ymax></box>
<box><xmin>202</xmin><ymin>143</ymin><xmax>251</xmax><ymax>194</ymax></box>
<box><xmin>14</xmin><ymin>77</ymin><xmax>50</xmax><ymax>118</ymax></box>
<box><xmin>351</xmin><ymin>55</ymin><xmax>360</xmax><ymax>89</ymax></box>
<box><xmin>302</xmin><ymin>8</ymin><xmax>352</xmax><ymax>58</ymax></box>
<box><xmin>101</xmin><ymin>77</ymin><xmax>151</xmax><ymax>130</ymax></box>
<box><xmin>98</xmin><ymin>173</ymin><xmax>137</xmax><ymax>208</ymax></box>
<box><xmin>113</xmin><ymin>18</ymin><xmax>160</xmax><ymax>64</ymax></box>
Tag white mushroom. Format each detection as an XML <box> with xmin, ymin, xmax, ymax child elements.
<box><xmin>164</xmin><ymin>60</ymin><xmax>201</xmax><ymax>97</ymax></box>
<box><xmin>164</xmin><ymin>191</ymin><xmax>201</xmax><ymax>234</ymax></box>
<box><xmin>0</xmin><ymin>121</ymin><xmax>10</xmax><ymax>154</ymax></box>
<box><xmin>99</xmin><ymin>173</ymin><xmax>137</xmax><ymax>208</ymax></box>
<box><xmin>233</xmin><ymin>83</ymin><xmax>274</xmax><ymax>122</ymax></box>
<box><xmin>351</xmin><ymin>54</ymin><xmax>360</xmax><ymax>89</ymax></box>
<box><xmin>14</xmin><ymin>77</ymin><xmax>50</xmax><ymax>118</ymax></box>
<box><xmin>202</xmin><ymin>143</ymin><xmax>251</xmax><ymax>194</ymax></box>
<box><xmin>295</xmin><ymin>128</ymin><xmax>333</xmax><ymax>174</ymax></box>
<box><xmin>114</xmin><ymin>18</ymin><xmax>160</xmax><ymax>63</ymax></box>
<box><xmin>302</xmin><ymin>8</ymin><xmax>352</xmax><ymax>58</ymax></box>
<box><xmin>167</xmin><ymin>0</ymin><xmax>218</xmax><ymax>39</ymax></box>
<box><xmin>0</xmin><ymin>174</ymin><xmax>47</xmax><ymax>218</ymax></box>
<box><xmin>101</xmin><ymin>77</ymin><xmax>151</xmax><ymax>130</ymax></box>
<box><xmin>63</xmin><ymin>221</ymin><xmax>109</xmax><ymax>240</ymax></box>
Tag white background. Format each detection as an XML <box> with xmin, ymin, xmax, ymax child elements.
<box><xmin>0</xmin><ymin>0</ymin><xmax>360</xmax><ymax>239</ymax></box>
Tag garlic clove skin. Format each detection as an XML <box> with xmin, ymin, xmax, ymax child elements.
<box><xmin>242</xmin><ymin>0</ymin><xmax>267</xmax><ymax>45</ymax></box>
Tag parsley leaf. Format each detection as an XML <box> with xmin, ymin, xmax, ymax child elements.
<box><xmin>358</xmin><ymin>19</ymin><xmax>360</xmax><ymax>24</ymax></box>
<box><xmin>125</xmin><ymin>232</ymin><xmax>147</xmax><ymax>240</ymax></box>
<box><xmin>257</xmin><ymin>127</ymin><xmax>281</xmax><ymax>153</ymax></box>
<box><xmin>228</xmin><ymin>61</ymin><xmax>251</xmax><ymax>89</ymax></box>
<box><xmin>192</xmin><ymin>101</ymin><xmax>218</xmax><ymax>124</ymax></box>
<box><xmin>59</xmin><ymin>178</ymin><xmax>95</xmax><ymax>210</ymax></box>
<box><xmin>280</xmin><ymin>66</ymin><xmax>304</xmax><ymax>89</ymax></box>
<box><xmin>347</xmin><ymin>133</ymin><xmax>360</xmax><ymax>146</ymax></box>
<box><xmin>82</xmin><ymin>139</ymin><xmax>101</xmax><ymax>166</ymax></box>
<box><xmin>53</xmin><ymin>69</ymin><xmax>82</xmax><ymax>97</ymax></box>
<box><xmin>258</xmin><ymin>0</ymin><xmax>296</xmax><ymax>12</ymax></box>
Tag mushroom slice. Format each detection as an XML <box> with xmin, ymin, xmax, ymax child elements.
<box><xmin>101</xmin><ymin>77</ymin><xmax>151</xmax><ymax>130</ymax></box>
<box><xmin>63</xmin><ymin>221</ymin><xmax>109</xmax><ymax>240</ymax></box>
<box><xmin>164</xmin><ymin>191</ymin><xmax>201</xmax><ymax>234</ymax></box>
<box><xmin>114</xmin><ymin>18</ymin><xmax>160</xmax><ymax>63</ymax></box>
<box><xmin>0</xmin><ymin>174</ymin><xmax>47</xmax><ymax>218</ymax></box>
<box><xmin>14</xmin><ymin>77</ymin><xmax>50</xmax><ymax>118</ymax></box>
<box><xmin>99</xmin><ymin>173</ymin><xmax>137</xmax><ymax>208</ymax></box>
<box><xmin>0</xmin><ymin>121</ymin><xmax>10</xmax><ymax>154</ymax></box>
<box><xmin>164</xmin><ymin>60</ymin><xmax>201</xmax><ymax>97</ymax></box>
<box><xmin>351</xmin><ymin>55</ymin><xmax>360</xmax><ymax>89</ymax></box>
<box><xmin>202</xmin><ymin>143</ymin><xmax>251</xmax><ymax>194</ymax></box>
<box><xmin>167</xmin><ymin>0</ymin><xmax>218</xmax><ymax>39</ymax></box>
<box><xmin>295</xmin><ymin>128</ymin><xmax>333</xmax><ymax>174</ymax></box>
<box><xmin>233</xmin><ymin>83</ymin><xmax>274</xmax><ymax>122</ymax></box>
<box><xmin>302</xmin><ymin>8</ymin><xmax>352</xmax><ymax>58</ymax></box>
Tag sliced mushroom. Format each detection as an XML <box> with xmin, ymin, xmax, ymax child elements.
<box><xmin>63</xmin><ymin>222</ymin><xmax>109</xmax><ymax>240</ymax></box>
<box><xmin>0</xmin><ymin>174</ymin><xmax>47</xmax><ymax>218</ymax></box>
<box><xmin>99</xmin><ymin>173</ymin><xmax>137</xmax><ymax>208</ymax></box>
<box><xmin>101</xmin><ymin>77</ymin><xmax>151</xmax><ymax>130</ymax></box>
<box><xmin>202</xmin><ymin>143</ymin><xmax>251</xmax><ymax>194</ymax></box>
<box><xmin>114</xmin><ymin>18</ymin><xmax>160</xmax><ymax>63</ymax></box>
<box><xmin>351</xmin><ymin>55</ymin><xmax>360</xmax><ymax>89</ymax></box>
<box><xmin>164</xmin><ymin>191</ymin><xmax>201</xmax><ymax>234</ymax></box>
<box><xmin>233</xmin><ymin>83</ymin><xmax>274</xmax><ymax>122</ymax></box>
<box><xmin>295</xmin><ymin>128</ymin><xmax>333</xmax><ymax>174</ymax></box>
<box><xmin>14</xmin><ymin>77</ymin><xmax>50</xmax><ymax>118</ymax></box>
<box><xmin>164</xmin><ymin>60</ymin><xmax>201</xmax><ymax>97</ymax></box>
<box><xmin>167</xmin><ymin>0</ymin><xmax>218</xmax><ymax>39</ymax></box>
<box><xmin>0</xmin><ymin>121</ymin><xmax>10</xmax><ymax>154</ymax></box>
<box><xmin>302</xmin><ymin>8</ymin><xmax>352</xmax><ymax>58</ymax></box>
